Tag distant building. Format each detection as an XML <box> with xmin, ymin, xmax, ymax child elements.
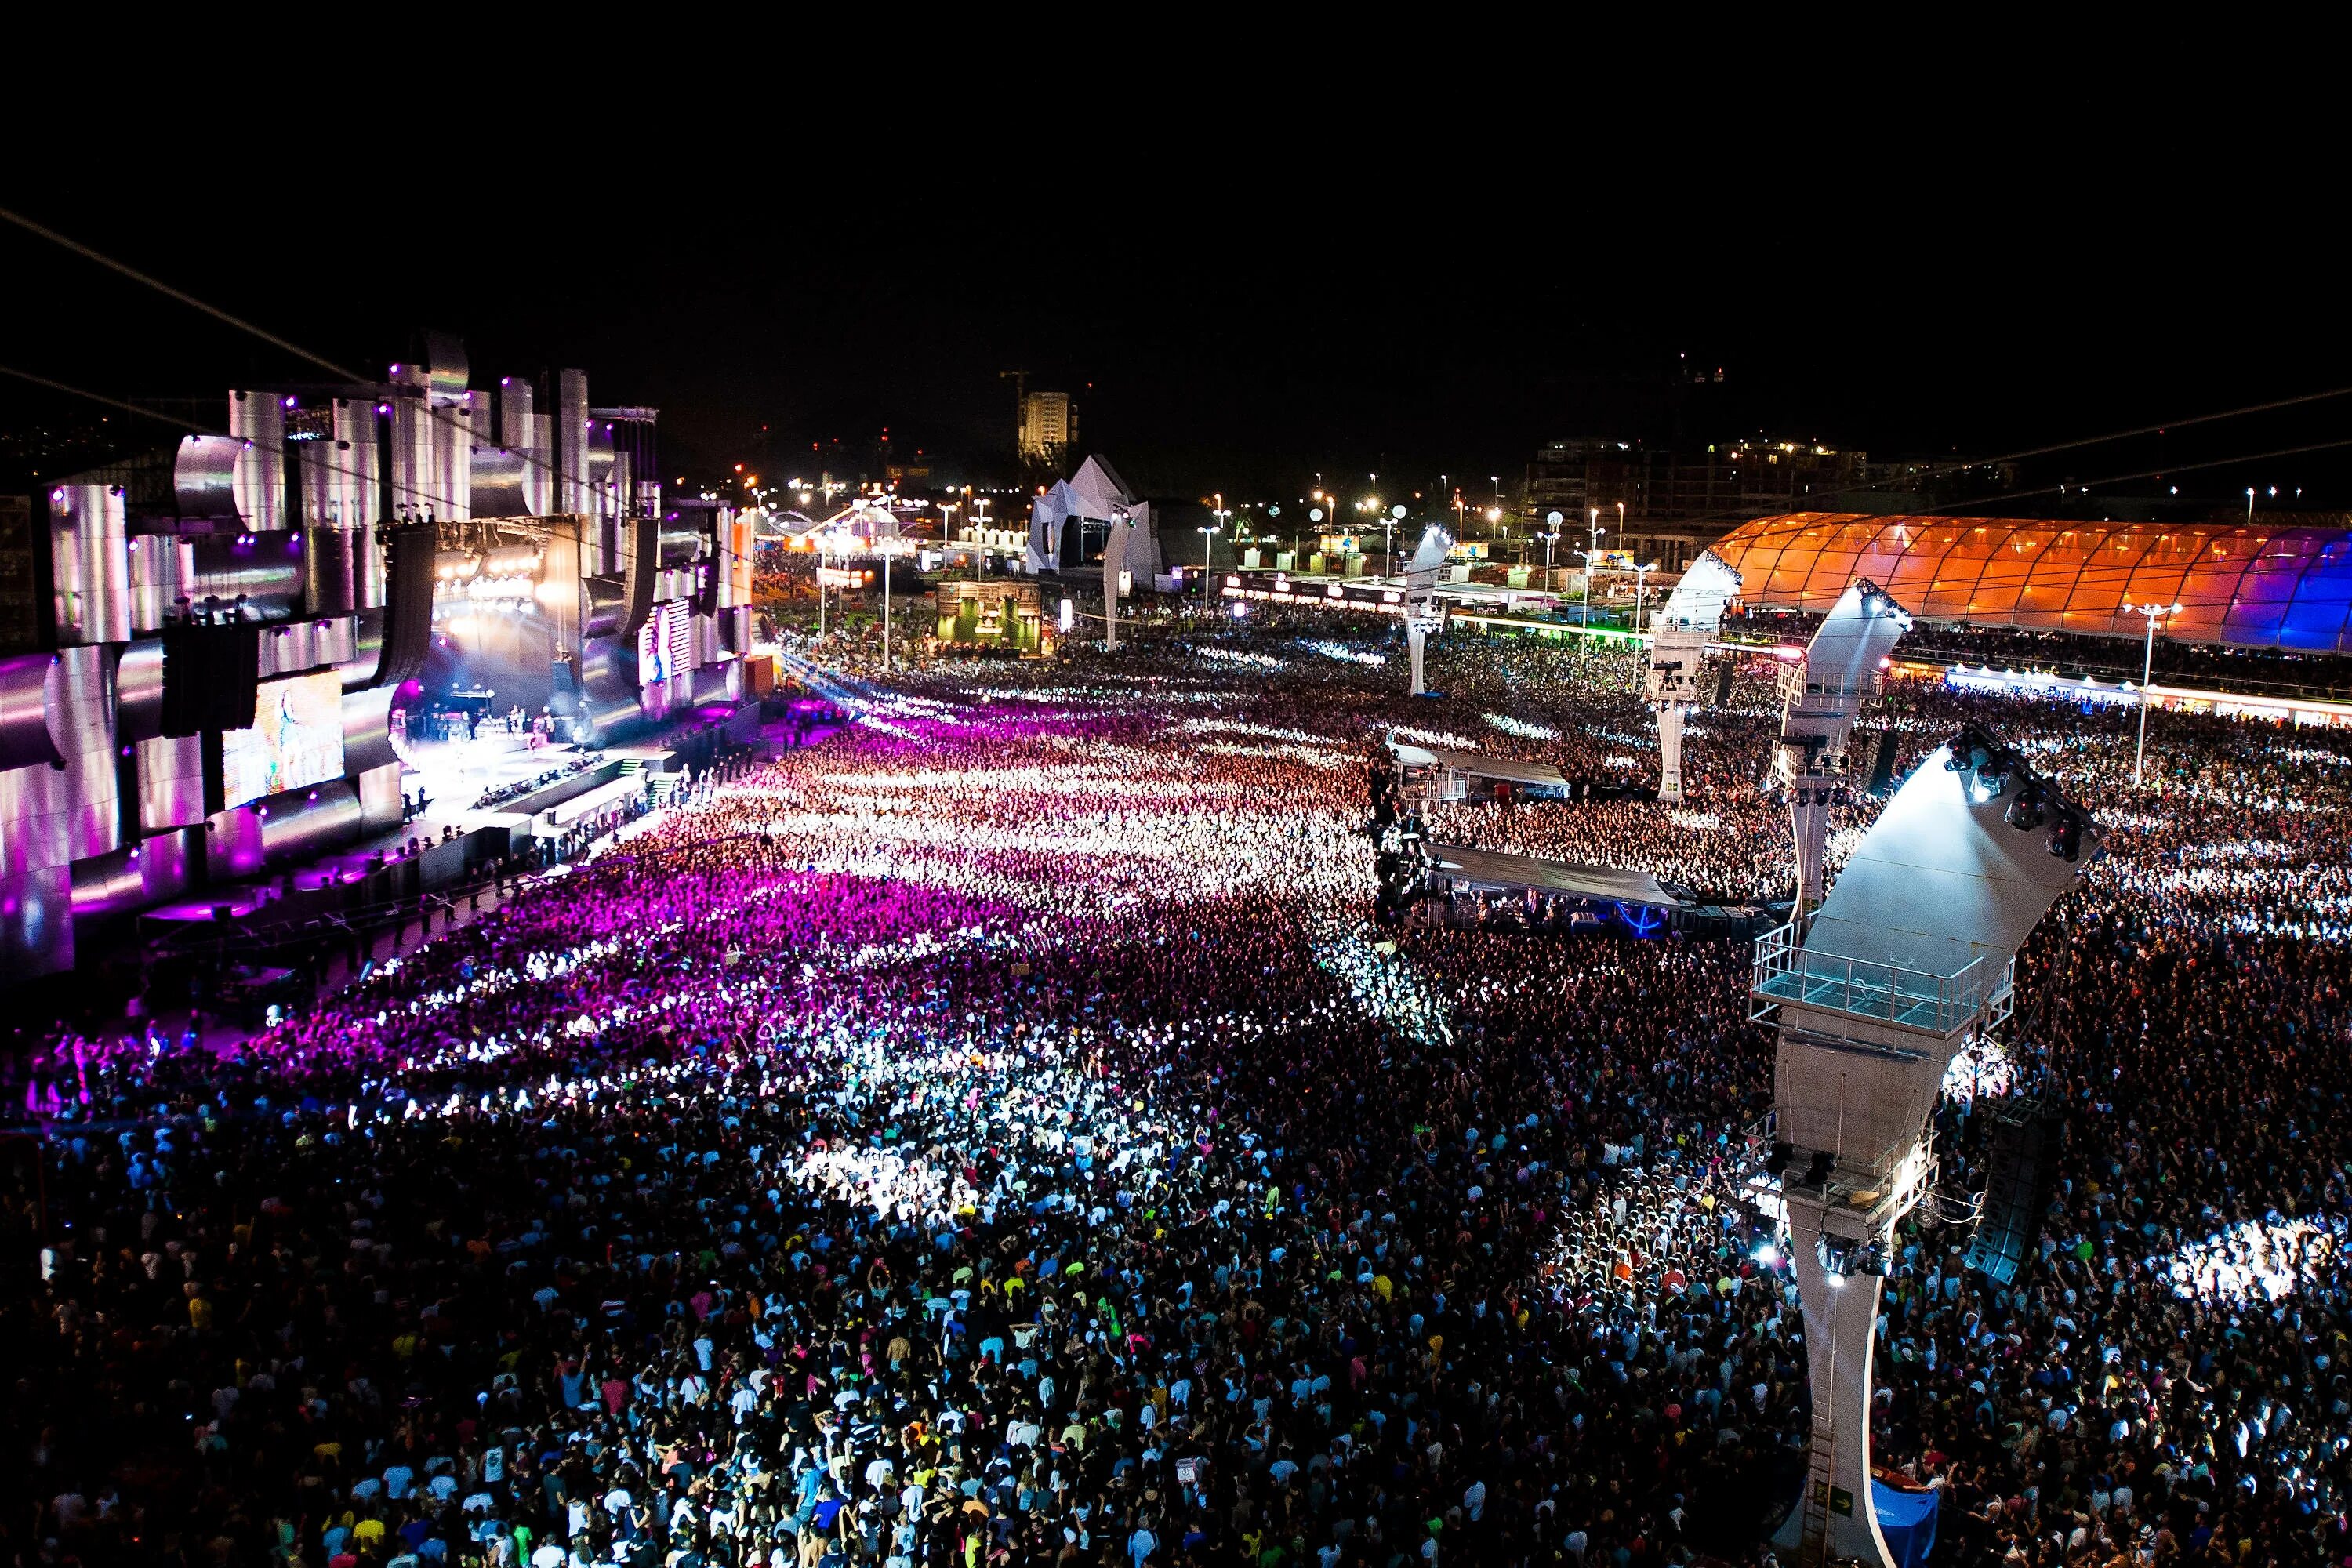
<box><xmin>1523</xmin><ymin>437</ymin><xmax>1867</xmax><ymax>570</ymax></box>
<box><xmin>1018</xmin><ymin>391</ymin><xmax>1077</xmax><ymax>471</ymax></box>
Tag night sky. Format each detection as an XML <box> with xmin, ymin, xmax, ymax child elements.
<box><xmin>8</xmin><ymin>177</ymin><xmax>2352</xmax><ymax>511</ymax></box>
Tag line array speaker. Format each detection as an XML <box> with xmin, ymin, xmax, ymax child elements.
<box><xmin>1963</xmin><ymin>1099</ymin><xmax>2060</xmax><ymax>1285</ymax></box>
<box><xmin>366</xmin><ymin>522</ymin><xmax>438</xmax><ymax>689</ymax></box>
<box><xmin>158</xmin><ymin>625</ymin><xmax>260</xmax><ymax>737</ymax></box>
<box><xmin>1852</xmin><ymin>728</ymin><xmax>1901</xmax><ymax>797</ymax></box>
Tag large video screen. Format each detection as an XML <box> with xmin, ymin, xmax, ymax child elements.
<box><xmin>223</xmin><ymin>670</ymin><xmax>346</xmax><ymax>808</ymax></box>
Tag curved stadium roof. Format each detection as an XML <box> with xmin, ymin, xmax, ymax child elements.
<box><xmin>1710</xmin><ymin>513</ymin><xmax>2352</xmax><ymax>653</ymax></box>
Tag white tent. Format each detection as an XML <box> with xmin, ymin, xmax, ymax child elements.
<box><xmin>1025</xmin><ymin>456</ymin><xmax>1163</xmax><ymax>581</ymax></box>
<box><xmin>1067</xmin><ymin>456</ymin><xmax>1134</xmax><ymax>519</ymax></box>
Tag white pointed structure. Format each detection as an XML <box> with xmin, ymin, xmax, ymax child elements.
<box><xmin>1102</xmin><ymin>507</ymin><xmax>1136</xmax><ymax>650</ymax></box>
<box><xmin>1643</xmin><ymin>551</ymin><xmax>1742</xmax><ymax>802</ymax></box>
<box><xmin>1755</xmin><ymin>728</ymin><xmax>2100</xmax><ymax>1565</ymax></box>
<box><xmin>1771</xmin><ymin>579</ymin><xmax>1911</xmax><ymax>910</ymax></box>
<box><xmin>1399</xmin><ymin>524</ymin><xmax>1452</xmax><ymax>696</ymax></box>
<box><xmin>1025</xmin><ymin>456</ymin><xmax>1163</xmax><ymax>588</ymax></box>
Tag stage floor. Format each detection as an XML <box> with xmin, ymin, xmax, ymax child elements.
<box><xmin>397</xmin><ymin>730</ymin><xmax>593</xmax><ymax>823</ymax></box>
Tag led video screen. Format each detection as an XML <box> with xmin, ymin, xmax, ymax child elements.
<box><xmin>222</xmin><ymin>670</ymin><xmax>346</xmax><ymax>808</ymax></box>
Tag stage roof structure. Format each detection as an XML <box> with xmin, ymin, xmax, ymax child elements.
<box><xmin>1388</xmin><ymin>740</ymin><xmax>1568</xmax><ymax>792</ymax></box>
<box><xmin>1712</xmin><ymin>511</ymin><xmax>2352</xmax><ymax>653</ymax></box>
<box><xmin>1426</xmin><ymin>844</ymin><xmax>1690</xmax><ymax>909</ymax></box>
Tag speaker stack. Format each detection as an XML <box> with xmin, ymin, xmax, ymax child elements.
<box><xmin>1963</xmin><ymin>1099</ymin><xmax>2061</xmax><ymax>1285</ymax></box>
<box><xmin>1850</xmin><ymin>729</ymin><xmax>1901</xmax><ymax>797</ymax></box>
<box><xmin>368</xmin><ymin>521</ymin><xmax>439</xmax><ymax>689</ymax></box>
<box><xmin>159</xmin><ymin>625</ymin><xmax>262</xmax><ymax>737</ymax></box>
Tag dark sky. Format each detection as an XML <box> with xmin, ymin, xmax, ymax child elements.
<box><xmin>9</xmin><ymin>169</ymin><xmax>2352</xmax><ymax>510</ymax></box>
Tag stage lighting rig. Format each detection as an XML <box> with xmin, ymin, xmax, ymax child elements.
<box><xmin>1771</xmin><ymin>577</ymin><xmax>1912</xmax><ymax>909</ymax></box>
<box><xmin>1757</xmin><ymin>721</ymin><xmax>2102</xmax><ymax>1565</ymax></box>
<box><xmin>1645</xmin><ymin>551</ymin><xmax>1744</xmax><ymax>803</ymax></box>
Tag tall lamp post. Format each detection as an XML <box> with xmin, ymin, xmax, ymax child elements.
<box><xmin>1631</xmin><ymin>559</ymin><xmax>1661</xmax><ymax>690</ymax></box>
<box><xmin>2122</xmin><ymin>599</ymin><xmax>2183</xmax><ymax>788</ymax></box>
<box><xmin>1582</xmin><ymin>509</ymin><xmax>1606</xmax><ymax>628</ymax></box>
<box><xmin>815</xmin><ymin>532</ymin><xmax>833</xmax><ymax>641</ymax></box>
<box><xmin>1200</xmin><ymin>508</ymin><xmax>1228</xmax><ymax>615</ymax></box>
<box><xmin>877</xmin><ymin>538</ymin><xmax>916</xmax><ymax>673</ymax></box>
<box><xmin>822</xmin><ymin>528</ymin><xmax>860</xmax><ymax>646</ymax></box>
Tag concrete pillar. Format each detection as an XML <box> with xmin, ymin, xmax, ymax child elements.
<box><xmin>1657</xmin><ymin>705</ymin><xmax>1687</xmax><ymax>803</ymax></box>
<box><xmin>1776</xmin><ymin>1192</ymin><xmax>1895</xmax><ymax>1566</ymax></box>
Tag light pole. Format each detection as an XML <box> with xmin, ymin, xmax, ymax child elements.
<box><xmin>1632</xmin><ymin>560</ymin><xmax>1659</xmax><ymax>636</ymax></box>
<box><xmin>877</xmin><ymin>539</ymin><xmax>915</xmax><ymax>673</ymax></box>
<box><xmin>1199</xmin><ymin>514</ymin><xmax>1226</xmax><ymax>615</ymax></box>
<box><xmin>1583</xmin><ymin>510</ymin><xmax>1606</xmax><ymax>628</ymax></box>
<box><xmin>815</xmin><ymin>534</ymin><xmax>828</xmax><ymax>641</ymax></box>
<box><xmin>817</xmin><ymin>528</ymin><xmax>857</xmax><ymax>644</ymax></box>
<box><xmin>2122</xmin><ymin>599</ymin><xmax>2183</xmax><ymax>788</ymax></box>
<box><xmin>2246</xmin><ymin>487</ymin><xmax>2256</xmax><ymax>525</ymax></box>
<box><xmin>1631</xmin><ymin>560</ymin><xmax>1661</xmax><ymax>690</ymax></box>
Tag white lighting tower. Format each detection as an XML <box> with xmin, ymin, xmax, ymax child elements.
<box><xmin>1772</xmin><ymin>579</ymin><xmax>1911</xmax><ymax>911</ymax></box>
<box><xmin>1401</xmin><ymin>524</ymin><xmax>1452</xmax><ymax>696</ymax></box>
<box><xmin>1102</xmin><ymin>507</ymin><xmax>1136</xmax><ymax>651</ymax></box>
<box><xmin>1643</xmin><ymin>551</ymin><xmax>1741</xmax><ymax>803</ymax></box>
<box><xmin>1756</xmin><ymin>727</ymin><xmax>2100</xmax><ymax>1566</ymax></box>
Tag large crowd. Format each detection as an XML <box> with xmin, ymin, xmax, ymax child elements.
<box><xmin>5</xmin><ymin>605</ymin><xmax>2351</xmax><ymax>1568</ymax></box>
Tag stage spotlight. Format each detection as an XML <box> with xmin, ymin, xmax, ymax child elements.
<box><xmin>2005</xmin><ymin>783</ymin><xmax>2046</xmax><ymax>831</ymax></box>
<box><xmin>1945</xmin><ymin>741</ymin><xmax>1992</xmax><ymax>775</ymax></box>
<box><xmin>1801</xmin><ymin>1150</ymin><xmax>1836</xmax><ymax>1189</ymax></box>
<box><xmin>2048</xmin><ymin>813</ymin><xmax>2083</xmax><ymax>862</ymax></box>
<box><xmin>1766</xmin><ymin>1140</ymin><xmax>1794</xmax><ymax>1178</ymax></box>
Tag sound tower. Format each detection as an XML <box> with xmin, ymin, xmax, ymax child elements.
<box><xmin>158</xmin><ymin>624</ymin><xmax>261</xmax><ymax>737</ymax></box>
<box><xmin>366</xmin><ymin>521</ymin><xmax>438</xmax><ymax>689</ymax></box>
<box><xmin>1963</xmin><ymin>1098</ymin><xmax>2060</xmax><ymax>1285</ymax></box>
<box><xmin>1853</xmin><ymin>728</ymin><xmax>1900</xmax><ymax>797</ymax></box>
<box><xmin>1710</xmin><ymin>660</ymin><xmax>1737</xmax><ymax>705</ymax></box>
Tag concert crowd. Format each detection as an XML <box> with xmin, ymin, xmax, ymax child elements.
<box><xmin>5</xmin><ymin>612</ymin><xmax>2350</xmax><ymax>1568</ymax></box>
